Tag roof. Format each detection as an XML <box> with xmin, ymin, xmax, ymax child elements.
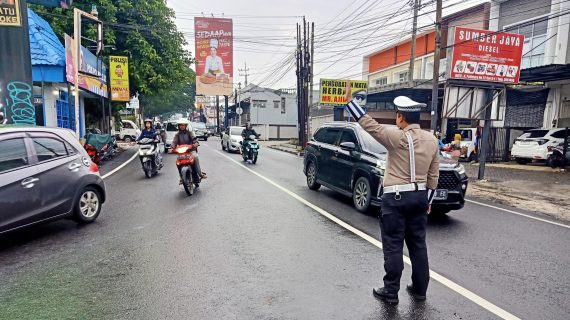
<box><xmin>28</xmin><ymin>9</ymin><xmax>65</xmax><ymax>67</ymax></box>
<box><xmin>519</xmin><ymin>64</ymin><xmax>570</xmax><ymax>82</ymax></box>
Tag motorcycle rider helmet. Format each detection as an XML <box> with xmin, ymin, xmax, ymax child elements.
<box><xmin>143</xmin><ymin>118</ymin><xmax>153</xmax><ymax>127</ymax></box>
<box><xmin>177</xmin><ymin>118</ymin><xmax>189</xmax><ymax>131</ymax></box>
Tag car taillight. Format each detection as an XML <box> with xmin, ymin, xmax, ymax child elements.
<box><xmin>89</xmin><ymin>162</ymin><xmax>99</xmax><ymax>174</ymax></box>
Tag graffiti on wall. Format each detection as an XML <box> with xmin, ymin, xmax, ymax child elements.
<box><xmin>4</xmin><ymin>81</ymin><xmax>35</xmax><ymax>124</ymax></box>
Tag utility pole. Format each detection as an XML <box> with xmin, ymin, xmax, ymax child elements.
<box><xmin>296</xmin><ymin>23</ymin><xmax>303</xmax><ymax>146</ymax></box>
<box><xmin>239</xmin><ymin>62</ymin><xmax>250</xmax><ymax>87</ymax></box>
<box><xmin>216</xmin><ymin>95</ymin><xmax>220</xmax><ymax>133</ymax></box>
<box><xmin>408</xmin><ymin>0</ymin><xmax>419</xmax><ymax>87</ymax></box>
<box><xmin>302</xmin><ymin>17</ymin><xmax>308</xmax><ymax>148</ymax></box>
<box><xmin>431</xmin><ymin>0</ymin><xmax>442</xmax><ymax>132</ymax></box>
<box><xmin>73</xmin><ymin>9</ymin><xmax>81</xmax><ymax>137</ymax></box>
<box><xmin>308</xmin><ymin>22</ymin><xmax>315</xmax><ymax>141</ymax></box>
<box><xmin>478</xmin><ymin>89</ymin><xmax>494</xmax><ymax>180</ymax></box>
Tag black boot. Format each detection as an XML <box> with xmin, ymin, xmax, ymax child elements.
<box><xmin>372</xmin><ymin>287</ymin><xmax>398</xmax><ymax>305</ymax></box>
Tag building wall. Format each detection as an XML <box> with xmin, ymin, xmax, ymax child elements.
<box><xmin>368</xmin><ymin>54</ymin><xmax>434</xmax><ymax>87</ymax></box>
<box><xmin>241</xmin><ymin>89</ymin><xmax>298</xmax><ymax>126</ymax></box>
<box><xmin>367</xmin><ymin>32</ymin><xmax>435</xmax><ymax>73</ymax></box>
<box><xmin>497</xmin><ymin>0</ymin><xmax>551</xmax><ymax>29</ymax></box>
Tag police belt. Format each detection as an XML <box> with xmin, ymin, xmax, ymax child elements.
<box><xmin>383</xmin><ymin>182</ymin><xmax>426</xmax><ymax>194</ymax></box>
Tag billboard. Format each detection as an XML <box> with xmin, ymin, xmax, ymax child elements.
<box><xmin>194</xmin><ymin>17</ymin><xmax>233</xmax><ymax>96</ymax></box>
<box><xmin>450</xmin><ymin>27</ymin><xmax>524</xmax><ymax>84</ymax></box>
<box><xmin>65</xmin><ymin>34</ymin><xmax>108</xmax><ymax>98</ymax></box>
<box><xmin>320</xmin><ymin>79</ymin><xmax>368</xmax><ymax>105</ymax></box>
<box><xmin>0</xmin><ymin>0</ymin><xmax>22</xmax><ymax>27</ymax></box>
<box><xmin>109</xmin><ymin>56</ymin><xmax>130</xmax><ymax>101</ymax></box>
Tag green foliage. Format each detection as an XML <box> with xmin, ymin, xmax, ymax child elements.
<box><xmin>31</xmin><ymin>0</ymin><xmax>195</xmax><ymax>116</ymax></box>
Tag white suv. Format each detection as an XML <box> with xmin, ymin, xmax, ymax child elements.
<box><xmin>511</xmin><ymin>128</ymin><xmax>567</xmax><ymax>164</ymax></box>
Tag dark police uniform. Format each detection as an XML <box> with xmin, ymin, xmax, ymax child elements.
<box><xmin>346</xmin><ymin>96</ymin><xmax>439</xmax><ymax>304</ymax></box>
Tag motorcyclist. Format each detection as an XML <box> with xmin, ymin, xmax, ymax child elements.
<box><xmin>171</xmin><ymin>119</ymin><xmax>207</xmax><ymax>180</ymax></box>
<box><xmin>137</xmin><ymin>118</ymin><xmax>162</xmax><ymax>166</ymax></box>
<box><xmin>137</xmin><ymin>119</ymin><xmax>159</xmax><ymax>141</ymax></box>
<box><xmin>241</xmin><ymin>122</ymin><xmax>259</xmax><ymax>153</ymax></box>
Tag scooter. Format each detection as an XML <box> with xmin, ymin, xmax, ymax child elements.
<box><xmin>240</xmin><ymin>134</ymin><xmax>260</xmax><ymax>164</ymax></box>
<box><xmin>547</xmin><ymin>142</ymin><xmax>569</xmax><ymax>168</ymax></box>
<box><xmin>172</xmin><ymin>143</ymin><xmax>201</xmax><ymax>196</ymax></box>
<box><xmin>138</xmin><ymin>138</ymin><xmax>163</xmax><ymax>178</ymax></box>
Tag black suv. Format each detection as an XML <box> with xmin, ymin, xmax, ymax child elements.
<box><xmin>303</xmin><ymin>122</ymin><xmax>468</xmax><ymax>214</ymax></box>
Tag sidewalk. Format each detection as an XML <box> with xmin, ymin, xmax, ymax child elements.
<box><xmin>465</xmin><ymin>163</ymin><xmax>570</xmax><ymax>222</ymax></box>
<box><xmin>264</xmin><ymin>141</ymin><xmax>304</xmax><ymax>156</ymax></box>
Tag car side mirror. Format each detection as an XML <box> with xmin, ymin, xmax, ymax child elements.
<box><xmin>340</xmin><ymin>142</ymin><xmax>356</xmax><ymax>151</ymax></box>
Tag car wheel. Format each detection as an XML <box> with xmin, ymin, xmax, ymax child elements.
<box><xmin>73</xmin><ymin>187</ymin><xmax>102</xmax><ymax>224</ymax></box>
<box><xmin>124</xmin><ymin>136</ymin><xmax>132</xmax><ymax>143</ymax></box>
<box><xmin>204</xmin><ymin>137</ymin><xmax>208</xmax><ymax>141</ymax></box>
<box><xmin>516</xmin><ymin>158</ymin><xmax>530</xmax><ymax>165</ymax></box>
<box><xmin>306</xmin><ymin>161</ymin><xmax>321</xmax><ymax>190</ymax></box>
<box><xmin>353</xmin><ymin>177</ymin><xmax>371</xmax><ymax>213</ymax></box>
<box><xmin>222</xmin><ymin>141</ymin><xmax>226</xmax><ymax>150</ymax></box>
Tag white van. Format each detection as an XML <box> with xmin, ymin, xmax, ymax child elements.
<box><xmin>118</xmin><ymin>120</ymin><xmax>140</xmax><ymax>142</ymax></box>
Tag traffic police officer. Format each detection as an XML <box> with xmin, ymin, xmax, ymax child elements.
<box><xmin>345</xmin><ymin>83</ymin><xmax>439</xmax><ymax>305</ymax></box>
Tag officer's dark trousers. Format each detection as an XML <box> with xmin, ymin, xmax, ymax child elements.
<box><xmin>380</xmin><ymin>190</ymin><xmax>429</xmax><ymax>295</ymax></box>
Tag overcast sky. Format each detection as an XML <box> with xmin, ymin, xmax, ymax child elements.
<box><xmin>167</xmin><ymin>0</ymin><xmax>485</xmax><ymax>90</ymax></box>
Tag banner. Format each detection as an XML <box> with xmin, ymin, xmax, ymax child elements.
<box><xmin>0</xmin><ymin>0</ymin><xmax>21</xmax><ymax>26</ymax></box>
<box><xmin>194</xmin><ymin>17</ymin><xmax>233</xmax><ymax>96</ymax></box>
<box><xmin>65</xmin><ymin>34</ymin><xmax>108</xmax><ymax>98</ymax></box>
<box><xmin>450</xmin><ymin>27</ymin><xmax>524</xmax><ymax>84</ymax></box>
<box><xmin>109</xmin><ymin>56</ymin><xmax>130</xmax><ymax>101</ymax></box>
<box><xmin>320</xmin><ymin>79</ymin><xmax>368</xmax><ymax>105</ymax></box>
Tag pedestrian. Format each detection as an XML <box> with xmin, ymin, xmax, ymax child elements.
<box><xmin>345</xmin><ymin>83</ymin><xmax>439</xmax><ymax>305</ymax></box>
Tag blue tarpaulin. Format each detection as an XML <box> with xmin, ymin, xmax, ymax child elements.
<box><xmin>28</xmin><ymin>9</ymin><xmax>65</xmax><ymax>83</ymax></box>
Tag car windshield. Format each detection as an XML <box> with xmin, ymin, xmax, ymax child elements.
<box><xmin>231</xmin><ymin>128</ymin><xmax>243</xmax><ymax>135</ymax></box>
<box><xmin>192</xmin><ymin>122</ymin><xmax>206</xmax><ymax>129</ymax></box>
<box><xmin>521</xmin><ymin>130</ymin><xmax>549</xmax><ymax>139</ymax></box>
<box><xmin>166</xmin><ymin>123</ymin><xmax>178</xmax><ymax>131</ymax></box>
<box><xmin>357</xmin><ymin>128</ymin><xmax>387</xmax><ymax>154</ymax></box>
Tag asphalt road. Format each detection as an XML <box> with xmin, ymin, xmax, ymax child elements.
<box><xmin>0</xmin><ymin>137</ymin><xmax>568</xmax><ymax>319</ymax></box>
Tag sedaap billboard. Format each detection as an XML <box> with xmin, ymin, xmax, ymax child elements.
<box><xmin>194</xmin><ymin>17</ymin><xmax>233</xmax><ymax>96</ymax></box>
<box><xmin>450</xmin><ymin>27</ymin><xmax>524</xmax><ymax>84</ymax></box>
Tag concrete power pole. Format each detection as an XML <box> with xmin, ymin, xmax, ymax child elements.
<box><xmin>308</xmin><ymin>22</ymin><xmax>315</xmax><ymax>141</ymax></box>
<box><xmin>431</xmin><ymin>0</ymin><xmax>443</xmax><ymax>131</ymax></box>
<box><xmin>239</xmin><ymin>62</ymin><xmax>250</xmax><ymax>87</ymax></box>
<box><xmin>408</xmin><ymin>0</ymin><xmax>419</xmax><ymax>87</ymax></box>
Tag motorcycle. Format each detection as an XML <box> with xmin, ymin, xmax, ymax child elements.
<box><xmin>240</xmin><ymin>134</ymin><xmax>260</xmax><ymax>164</ymax></box>
<box><xmin>138</xmin><ymin>137</ymin><xmax>163</xmax><ymax>178</ymax></box>
<box><xmin>84</xmin><ymin>132</ymin><xmax>115</xmax><ymax>165</ymax></box>
<box><xmin>547</xmin><ymin>142</ymin><xmax>569</xmax><ymax>168</ymax></box>
<box><xmin>172</xmin><ymin>143</ymin><xmax>201</xmax><ymax>195</ymax></box>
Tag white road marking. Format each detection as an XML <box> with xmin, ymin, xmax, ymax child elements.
<box><xmin>266</xmin><ymin>149</ymin><xmax>570</xmax><ymax>229</ymax></box>
<box><xmin>465</xmin><ymin>199</ymin><xmax>570</xmax><ymax>229</ymax></box>
<box><xmin>101</xmin><ymin>152</ymin><xmax>138</xmax><ymax>180</ymax></box>
<box><xmin>217</xmin><ymin>150</ymin><xmax>521</xmax><ymax>320</ymax></box>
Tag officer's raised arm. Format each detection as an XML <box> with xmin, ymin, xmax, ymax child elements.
<box><xmin>344</xmin><ymin>81</ymin><xmax>398</xmax><ymax>149</ymax></box>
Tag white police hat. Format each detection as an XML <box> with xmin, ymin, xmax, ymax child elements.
<box><xmin>393</xmin><ymin>96</ymin><xmax>425</xmax><ymax>112</ymax></box>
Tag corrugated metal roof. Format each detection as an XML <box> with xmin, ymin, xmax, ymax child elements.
<box><xmin>28</xmin><ymin>9</ymin><xmax>65</xmax><ymax>67</ymax></box>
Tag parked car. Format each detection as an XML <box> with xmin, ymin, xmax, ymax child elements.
<box><xmin>511</xmin><ymin>128</ymin><xmax>567</xmax><ymax>164</ymax></box>
<box><xmin>191</xmin><ymin>122</ymin><xmax>209</xmax><ymax>141</ymax></box>
<box><xmin>222</xmin><ymin>126</ymin><xmax>245</xmax><ymax>153</ymax></box>
<box><xmin>0</xmin><ymin>126</ymin><xmax>106</xmax><ymax>234</ymax></box>
<box><xmin>303</xmin><ymin>122</ymin><xmax>468</xmax><ymax>215</ymax></box>
<box><xmin>164</xmin><ymin>121</ymin><xmax>186</xmax><ymax>152</ymax></box>
<box><xmin>116</xmin><ymin>120</ymin><xmax>140</xmax><ymax>142</ymax></box>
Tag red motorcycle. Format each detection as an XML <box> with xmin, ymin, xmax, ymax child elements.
<box><xmin>172</xmin><ymin>143</ymin><xmax>200</xmax><ymax>196</ymax></box>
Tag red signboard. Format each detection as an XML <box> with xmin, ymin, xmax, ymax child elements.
<box><xmin>194</xmin><ymin>17</ymin><xmax>233</xmax><ymax>96</ymax></box>
<box><xmin>450</xmin><ymin>27</ymin><xmax>524</xmax><ymax>84</ymax></box>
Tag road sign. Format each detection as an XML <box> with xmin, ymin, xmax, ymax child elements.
<box><xmin>236</xmin><ymin>107</ymin><xmax>243</xmax><ymax>115</ymax></box>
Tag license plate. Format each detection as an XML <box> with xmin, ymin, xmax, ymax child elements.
<box><xmin>434</xmin><ymin>189</ymin><xmax>448</xmax><ymax>200</ymax></box>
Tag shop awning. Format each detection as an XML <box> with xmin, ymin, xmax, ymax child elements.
<box><xmin>519</xmin><ymin>64</ymin><xmax>570</xmax><ymax>83</ymax></box>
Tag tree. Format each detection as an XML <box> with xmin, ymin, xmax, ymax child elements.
<box><xmin>31</xmin><ymin>0</ymin><xmax>195</xmax><ymax>115</ymax></box>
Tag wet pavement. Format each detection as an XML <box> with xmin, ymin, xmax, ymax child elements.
<box><xmin>1</xmin><ymin>137</ymin><xmax>569</xmax><ymax>319</ymax></box>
